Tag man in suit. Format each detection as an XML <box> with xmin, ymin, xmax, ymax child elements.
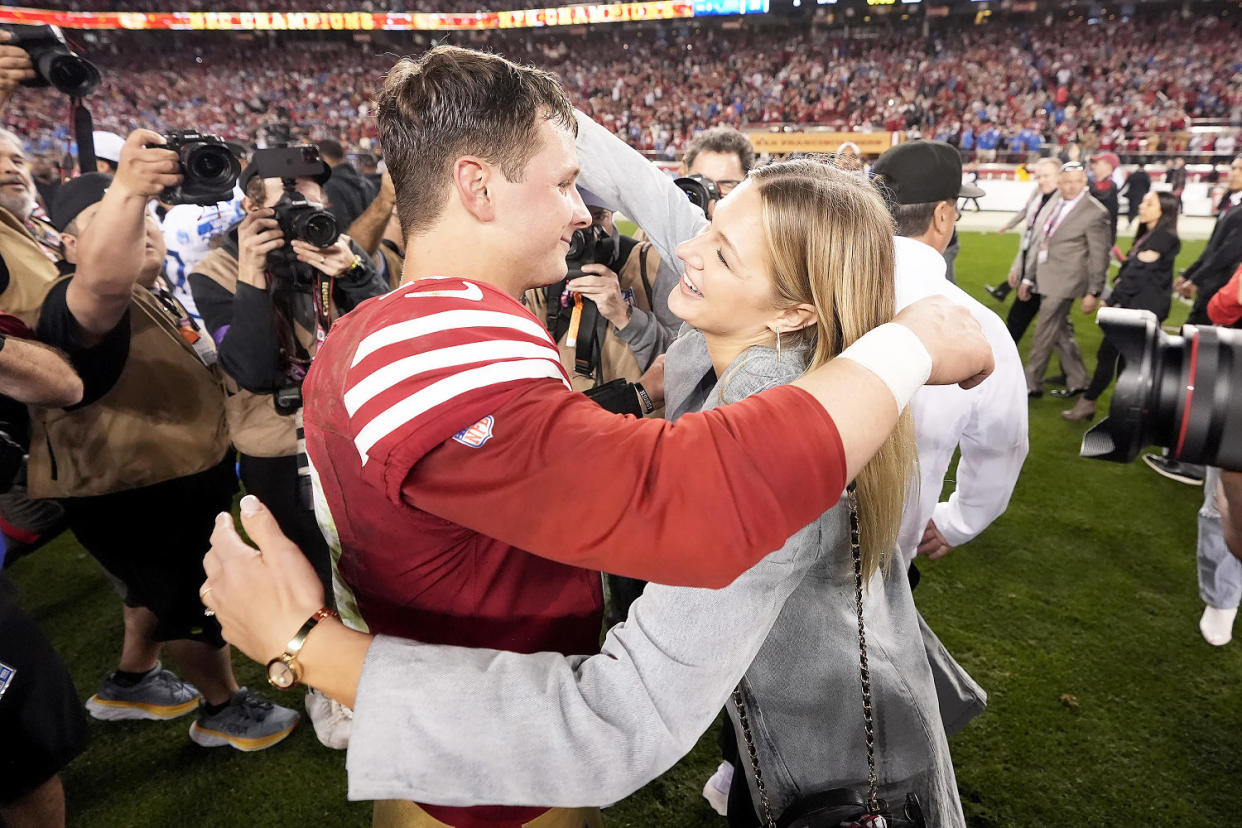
<box><xmin>1017</xmin><ymin>162</ymin><xmax>1110</xmax><ymax>398</ymax></box>
<box><xmin>985</xmin><ymin>157</ymin><xmax>1060</xmax><ymax>307</ymax></box>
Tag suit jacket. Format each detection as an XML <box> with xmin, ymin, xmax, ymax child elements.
<box><xmin>1183</xmin><ymin>198</ymin><xmax>1242</xmax><ymax>294</ymax></box>
<box><xmin>1008</xmin><ymin>188</ymin><xmax>1056</xmax><ymax>278</ymax></box>
<box><xmin>1022</xmin><ymin>192</ymin><xmax>1111</xmax><ymax>301</ymax></box>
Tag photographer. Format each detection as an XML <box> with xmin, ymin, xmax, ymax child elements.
<box><xmin>188</xmin><ymin>154</ymin><xmax>385</xmax><ymax>747</ymax></box>
<box><xmin>28</xmin><ymin>133</ymin><xmax>299</xmax><ymax>752</ymax></box>
<box><xmin>189</xmin><ymin>158</ymin><xmax>385</xmax><ymax>593</ymax></box>
<box><xmin>0</xmin><ymin>127</ymin><xmax>60</xmax><ymax>326</ymax></box>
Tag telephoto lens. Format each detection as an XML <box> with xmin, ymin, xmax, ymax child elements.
<box><xmin>5</xmin><ymin>25</ymin><xmax>101</xmax><ymax>97</ymax></box>
<box><xmin>1082</xmin><ymin>308</ymin><xmax>1242</xmax><ymax>471</ymax></box>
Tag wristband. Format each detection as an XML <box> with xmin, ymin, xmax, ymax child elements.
<box><xmin>837</xmin><ymin>322</ymin><xmax>932</xmax><ymax>413</ymax></box>
<box><xmin>634</xmin><ymin>383</ymin><xmax>655</xmax><ymax>415</ymax></box>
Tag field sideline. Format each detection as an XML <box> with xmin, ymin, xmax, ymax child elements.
<box><xmin>7</xmin><ymin>231</ymin><xmax>1238</xmax><ymax>827</ymax></box>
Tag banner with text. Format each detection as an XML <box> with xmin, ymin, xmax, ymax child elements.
<box><xmin>748</xmin><ymin>131</ymin><xmax>901</xmax><ymax>156</ymax></box>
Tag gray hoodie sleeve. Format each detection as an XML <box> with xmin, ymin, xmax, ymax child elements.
<box><xmin>345</xmin><ymin>520</ymin><xmax>825</xmax><ymax>807</ymax></box>
<box><xmin>574</xmin><ymin>111</ymin><xmax>709</xmax><ymax>368</ymax></box>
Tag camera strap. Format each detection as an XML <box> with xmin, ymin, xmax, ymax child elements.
<box><xmin>312</xmin><ymin>268</ymin><xmax>336</xmax><ymax>347</ymax></box>
<box><xmin>70</xmin><ymin>97</ymin><xmax>95</xmax><ymax>175</ymax></box>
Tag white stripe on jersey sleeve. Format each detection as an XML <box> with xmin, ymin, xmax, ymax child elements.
<box><xmin>350</xmin><ymin>309</ymin><xmax>555</xmax><ymax>368</ymax></box>
<box><xmin>354</xmin><ymin>358</ymin><xmax>571</xmax><ymax>464</ymax></box>
<box><xmin>344</xmin><ymin>339</ymin><xmax>564</xmax><ymax>417</ymax></box>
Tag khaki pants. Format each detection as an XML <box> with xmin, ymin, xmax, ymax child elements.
<box><xmin>1024</xmin><ymin>295</ymin><xmax>1089</xmax><ymax>393</ymax></box>
<box><xmin>373</xmin><ymin>800</ymin><xmax>604</xmax><ymax>828</ymax></box>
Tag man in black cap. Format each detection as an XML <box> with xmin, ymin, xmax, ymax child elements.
<box><xmin>872</xmin><ymin>140</ymin><xmax>985</xmax><ymax>285</ymax></box>
<box><xmin>187</xmin><ymin>146</ymin><xmax>387</xmax><ymax>749</ymax></box>
<box><xmin>28</xmin><ymin>133</ymin><xmax>301</xmax><ymax>752</ymax></box>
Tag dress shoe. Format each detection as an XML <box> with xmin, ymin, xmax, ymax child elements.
<box><xmin>1027</xmin><ymin>389</ymin><xmax>1042</xmax><ymax>399</ymax></box>
<box><xmin>984</xmin><ymin>284</ymin><xmax>1010</xmax><ymax>301</ymax></box>
<box><xmin>1061</xmin><ymin>397</ymin><xmax>1096</xmax><ymax>421</ymax></box>
<box><xmin>1050</xmin><ymin>386</ymin><xmax>1088</xmax><ymax>399</ymax></box>
<box><xmin>1142</xmin><ymin>454</ymin><xmax>1205</xmax><ymax>485</ymax></box>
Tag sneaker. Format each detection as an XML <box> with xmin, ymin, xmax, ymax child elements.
<box><xmin>85</xmin><ymin>662</ymin><xmax>202</xmax><ymax>721</ymax></box>
<box><xmin>1142</xmin><ymin>454</ymin><xmax>1205</xmax><ymax>486</ymax></box>
<box><xmin>305</xmin><ymin>688</ymin><xmax>352</xmax><ymax>750</ymax></box>
<box><xmin>1200</xmin><ymin>606</ymin><xmax>1237</xmax><ymax>647</ymax></box>
<box><xmin>702</xmin><ymin>760</ymin><xmax>733</xmax><ymax>817</ymax></box>
<box><xmin>189</xmin><ymin>687</ymin><xmax>300</xmax><ymax>752</ymax></box>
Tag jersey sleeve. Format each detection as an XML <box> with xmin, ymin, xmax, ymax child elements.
<box><xmin>401</xmin><ymin>381</ymin><xmax>847</xmax><ymax>589</ymax></box>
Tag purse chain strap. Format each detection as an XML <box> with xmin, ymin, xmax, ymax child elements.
<box><xmin>733</xmin><ymin>483</ymin><xmax>880</xmax><ymax>827</ymax></box>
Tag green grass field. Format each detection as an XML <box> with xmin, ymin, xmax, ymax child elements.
<box><xmin>8</xmin><ymin>231</ymin><xmax>1239</xmax><ymax>827</ymax></box>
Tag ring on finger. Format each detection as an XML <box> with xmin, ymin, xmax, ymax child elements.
<box><xmin>199</xmin><ymin>585</ymin><xmax>213</xmax><ymax>602</ymax></box>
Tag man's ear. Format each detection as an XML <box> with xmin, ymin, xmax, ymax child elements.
<box><xmin>934</xmin><ymin>200</ymin><xmax>957</xmax><ymax>236</ymax></box>
<box><xmin>452</xmin><ymin>156</ymin><xmax>495</xmax><ymax>222</ymax></box>
<box><xmin>60</xmin><ymin>232</ymin><xmax>79</xmax><ymax>264</ymax></box>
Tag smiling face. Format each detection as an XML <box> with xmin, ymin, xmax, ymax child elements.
<box><xmin>669</xmin><ymin>181</ymin><xmax>780</xmax><ymax>342</ymax></box>
<box><xmin>488</xmin><ymin>118</ymin><xmax>590</xmax><ymax>290</ymax></box>
<box><xmin>0</xmin><ymin>136</ymin><xmax>37</xmax><ymax>222</ymax></box>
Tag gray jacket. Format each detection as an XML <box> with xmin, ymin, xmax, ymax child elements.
<box><xmin>346</xmin><ymin>332</ymin><xmax>963</xmax><ymax>827</ymax></box>
<box><xmin>1021</xmin><ymin>192</ymin><xmax>1112</xmax><ymax>301</ymax></box>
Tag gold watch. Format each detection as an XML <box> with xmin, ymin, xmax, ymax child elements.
<box><xmin>266</xmin><ymin>607</ymin><xmax>338</xmax><ymax>690</ymax></box>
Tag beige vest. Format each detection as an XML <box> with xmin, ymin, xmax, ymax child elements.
<box><xmin>28</xmin><ymin>277</ymin><xmax>231</xmax><ymax>498</ymax></box>
<box><xmin>525</xmin><ymin>242</ymin><xmax>659</xmax><ymax>393</ymax></box>
<box><xmin>0</xmin><ymin>209</ymin><xmax>60</xmax><ymax>327</ymax></box>
<box><xmin>192</xmin><ymin>248</ymin><xmax>320</xmax><ymax>458</ymax></box>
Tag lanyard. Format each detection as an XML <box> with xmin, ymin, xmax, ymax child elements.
<box><xmin>1044</xmin><ymin>199</ymin><xmax>1073</xmax><ymax>238</ymax></box>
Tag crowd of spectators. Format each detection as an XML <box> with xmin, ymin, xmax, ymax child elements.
<box><xmin>3</xmin><ymin>14</ymin><xmax>1240</xmax><ymax>162</ymax></box>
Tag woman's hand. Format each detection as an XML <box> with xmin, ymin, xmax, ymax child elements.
<box><xmin>201</xmin><ymin>495</ymin><xmax>326</xmax><ymax>665</ymax></box>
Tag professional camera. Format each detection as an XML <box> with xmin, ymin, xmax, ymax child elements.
<box><xmin>153</xmin><ymin>131</ymin><xmax>241</xmax><ymax>206</ymax></box>
<box><xmin>248</xmin><ymin>146</ymin><xmax>339</xmax><ymax>273</ymax></box>
<box><xmin>1081</xmin><ymin>308</ymin><xmax>1242</xmax><ymax>471</ymax></box>
<box><xmin>674</xmin><ymin>174</ymin><xmax>721</xmax><ymax>215</ymax></box>
<box><xmin>565</xmin><ymin>224</ymin><xmax>612</xmax><ymax>279</ymax></box>
<box><xmin>3</xmin><ymin>25</ymin><xmax>100</xmax><ymax>97</ymax></box>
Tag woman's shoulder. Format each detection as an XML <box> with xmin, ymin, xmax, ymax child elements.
<box><xmin>718</xmin><ymin>347</ymin><xmax>805</xmax><ymax>404</ymax></box>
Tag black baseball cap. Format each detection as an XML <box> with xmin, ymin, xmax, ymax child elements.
<box><xmin>50</xmin><ymin>172</ymin><xmax>113</xmax><ymax>232</ymax></box>
<box><xmin>872</xmin><ymin>140</ymin><xmax>985</xmax><ymax>204</ymax></box>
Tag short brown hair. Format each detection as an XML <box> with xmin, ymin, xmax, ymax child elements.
<box><xmin>376</xmin><ymin>46</ymin><xmax>577</xmax><ymax>238</ymax></box>
<box><xmin>683</xmin><ymin>126</ymin><xmax>755</xmax><ymax>176</ymax></box>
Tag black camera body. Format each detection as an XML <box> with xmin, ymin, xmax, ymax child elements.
<box><xmin>674</xmin><ymin>174</ymin><xmax>721</xmax><ymax>216</ymax></box>
<box><xmin>247</xmin><ymin>146</ymin><xmax>339</xmax><ymax>275</ymax></box>
<box><xmin>565</xmin><ymin>224</ymin><xmax>612</xmax><ymax>279</ymax></box>
<box><xmin>1082</xmin><ymin>308</ymin><xmax>1242</xmax><ymax>471</ymax></box>
<box><xmin>4</xmin><ymin>25</ymin><xmax>100</xmax><ymax>97</ymax></box>
<box><xmin>154</xmin><ymin>131</ymin><xmax>241</xmax><ymax>206</ymax></box>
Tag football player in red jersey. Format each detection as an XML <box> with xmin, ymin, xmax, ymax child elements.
<box><xmin>204</xmin><ymin>46</ymin><xmax>994</xmax><ymax>828</ymax></box>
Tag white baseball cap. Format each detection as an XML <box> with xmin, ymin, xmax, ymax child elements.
<box><xmin>90</xmin><ymin>131</ymin><xmax>125</xmax><ymax>164</ymax></box>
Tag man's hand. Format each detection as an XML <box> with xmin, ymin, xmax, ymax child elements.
<box><xmin>113</xmin><ymin>130</ymin><xmax>181</xmax><ymax>200</ymax></box>
<box><xmin>1174</xmin><ymin>277</ymin><xmax>1196</xmax><ymax>300</ymax></box>
<box><xmin>916</xmin><ymin>519</ymin><xmax>954</xmax><ymax>560</ymax></box>
<box><xmin>568</xmin><ymin>264</ymin><xmax>631</xmax><ymax>328</ymax></box>
<box><xmin>638</xmin><ymin>354</ymin><xmax>666</xmax><ymax>407</ymax></box>
<box><xmin>292</xmin><ymin>234</ymin><xmax>356</xmax><ymax>277</ymax></box>
<box><xmin>1082</xmin><ymin>294</ymin><xmax>1100</xmax><ymax>314</ymax></box>
<box><xmin>1018</xmin><ymin>281</ymin><xmax>1032</xmax><ymax>302</ymax></box>
<box><xmin>237</xmin><ymin>208</ymin><xmax>284</xmax><ymax>289</ymax></box>
<box><xmin>893</xmin><ymin>295</ymin><xmax>994</xmax><ymax>389</ymax></box>
<box><xmin>0</xmin><ymin>34</ymin><xmax>35</xmax><ymax>110</ymax></box>
<box><xmin>202</xmin><ymin>496</ymin><xmax>326</xmax><ymax>666</ymax></box>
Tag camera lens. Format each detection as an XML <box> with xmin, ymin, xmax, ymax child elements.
<box><xmin>565</xmin><ymin>228</ymin><xmax>591</xmax><ymax>261</ymax></box>
<box><xmin>42</xmin><ymin>53</ymin><xmax>101</xmax><ymax>97</ymax></box>
<box><xmin>1082</xmin><ymin>309</ymin><xmax>1242</xmax><ymax>470</ymax></box>
<box><xmin>298</xmin><ymin>210</ymin><xmax>339</xmax><ymax>249</ymax></box>
<box><xmin>185</xmin><ymin>144</ymin><xmax>238</xmax><ymax>188</ymax></box>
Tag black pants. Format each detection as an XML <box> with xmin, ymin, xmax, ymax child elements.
<box><xmin>1007</xmin><ymin>291</ymin><xmax>1041</xmax><ymax>343</ymax></box>
<box><xmin>1084</xmin><ymin>335</ymin><xmax>1121</xmax><ymax>401</ymax></box>
<box><xmin>239</xmin><ymin>453</ymin><xmax>334</xmax><ymax>604</ymax></box>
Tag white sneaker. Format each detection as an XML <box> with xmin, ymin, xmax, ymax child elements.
<box><xmin>702</xmin><ymin>760</ymin><xmax>733</xmax><ymax>816</ymax></box>
<box><xmin>1200</xmin><ymin>606</ymin><xmax>1237</xmax><ymax>647</ymax></box>
<box><xmin>305</xmin><ymin>688</ymin><xmax>353</xmax><ymax>749</ymax></box>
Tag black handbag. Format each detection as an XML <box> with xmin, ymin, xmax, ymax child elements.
<box><xmin>732</xmin><ymin>485</ymin><xmax>928</xmax><ymax>828</ymax></box>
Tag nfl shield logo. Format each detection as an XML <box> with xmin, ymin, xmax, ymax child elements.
<box><xmin>0</xmin><ymin>661</ymin><xmax>14</xmax><ymax>702</ymax></box>
<box><xmin>452</xmin><ymin>415</ymin><xmax>495</xmax><ymax>449</ymax></box>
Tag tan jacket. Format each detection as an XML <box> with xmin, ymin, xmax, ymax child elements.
<box><xmin>1021</xmin><ymin>192</ymin><xmax>1111</xmax><ymax>301</ymax></box>
<box><xmin>28</xmin><ymin>277</ymin><xmax>231</xmax><ymax>498</ymax></box>
<box><xmin>0</xmin><ymin>209</ymin><xmax>60</xmax><ymax>326</ymax></box>
<box><xmin>193</xmin><ymin>248</ymin><xmax>311</xmax><ymax>457</ymax></box>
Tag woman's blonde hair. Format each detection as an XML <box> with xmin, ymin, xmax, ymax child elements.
<box><xmin>751</xmin><ymin>158</ymin><xmax>917</xmax><ymax>581</ymax></box>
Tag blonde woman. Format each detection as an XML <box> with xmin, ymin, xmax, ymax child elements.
<box><xmin>205</xmin><ymin>154</ymin><xmax>964</xmax><ymax>827</ymax></box>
